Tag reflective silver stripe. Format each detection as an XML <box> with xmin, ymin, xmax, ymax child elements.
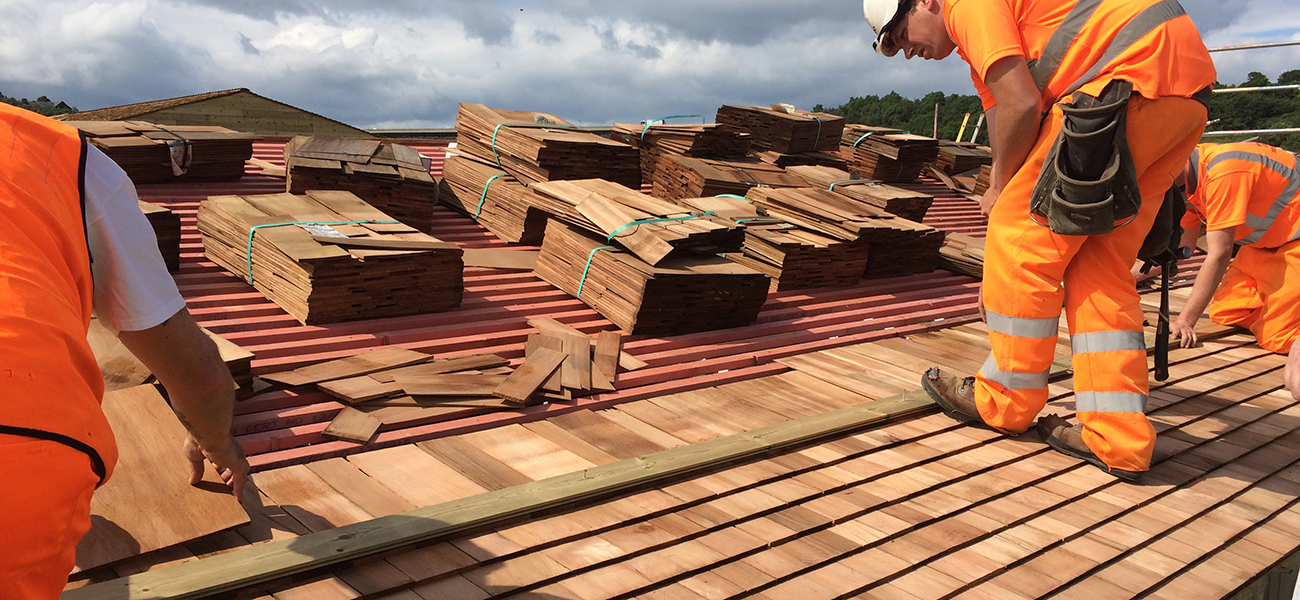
<box><xmin>1075</xmin><ymin>391</ymin><xmax>1147</xmax><ymax>413</ymax></box>
<box><xmin>979</xmin><ymin>353</ymin><xmax>1050</xmax><ymax>390</ymax></box>
<box><xmin>1187</xmin><ymin>147</ymin><xmax>1200</xmax><ymax>196</ymax></box>
<box><xmin>1061</xmin><ymin>0</ymin><xmax>1188</xmax><ymax>97</ymax></box>
<box><xmin>1071</xmin><ymin>331</ymin><xmax>1146</xmax><ymax>354</ymax></box>
<box><xmin>985</xmin><ymin>310</ymin><xmax>1061</xmax><ymax>339</ymax></box>
<box><xmin>1027</xmin><ymin>0</ymin><xmax>1104</xmax><ymax>92</ymax></box>
<box><xmin>1205</xmin><ymin>151</ymin><xmax>1300</xmax><ymax>245</ymax></box>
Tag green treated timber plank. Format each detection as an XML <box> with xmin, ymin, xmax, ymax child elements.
<box><xmin>62</xmin><ymin>392</ymin><xmax>934</xmax><ymax>600</ymax></box>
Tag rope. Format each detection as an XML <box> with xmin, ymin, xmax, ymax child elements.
<box><xmin>244</xmin><ymin>219</ymin><xmax>399</xmax><ymax>284</ymax></box>
<box><xmin>640</xmin><ymin>115</ymin><xmax>706</xmax><ymax>140</ymax></box>
<box><xmin>606</xmin><ymin>212</ymin><xmax>717</xmax><ymax>241</ymax></box>
<box><xmin>476</xmin><ymin>174</ymin><xmax>506</xmax><ymax>218</ymax></box>
<box><xmin>491</xmin><ymin>122</ymin><xmax>586</xmax><ymax>167</ymax></box>
<box><xmin>811</xmin><ymin>115</ymin><xmax>822</xmax><ymax>149</ymax></box>
<box><xmin>577</xmin><ymin>246</ymin><xmax>614</xmax><ymax>297</ymax></box>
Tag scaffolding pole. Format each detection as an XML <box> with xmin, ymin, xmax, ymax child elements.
<box><xmin>1208</xmin><ymin>40</ymin><xmax>1300</xmax><ymax>53</ymax></box>
<box><xmin>1202</xmin><ymin>128</ymin><xmax>1300</xmax><ymax>138</ymax></box>
<box><xmin>1214</xmin><ymin>84</ymin><xmax>1300</xmax><ymax>94</ymax></box>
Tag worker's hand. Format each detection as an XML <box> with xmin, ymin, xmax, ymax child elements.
<box><xmin>1169</xmin><ymin>317</ymin><xmax>1199</xmax><ymax>349</ymax></box>
<box><xmin>1286</xmin><ymin>342</ymin><xmax>1300</xmax><ymax>401</ymax></box>
<box><xmin>978</xmin><ymin>282</ymin><xmax>986</xmax><ymax>322</ymax></box>
<box><xmin>184</xmin><ymin>434</ymin><xmax>249</xmax><ymax>499</ymax></box>
<box><xmin>979</xmin><ymin>187</ymin><xmax>999</xmax><ymax>217</ymax></box>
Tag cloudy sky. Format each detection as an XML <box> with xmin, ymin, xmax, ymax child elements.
<box><xmin>2</xmin><ymin>0</ymin><xmax>1298</xmax><ymax>129</ymax></box>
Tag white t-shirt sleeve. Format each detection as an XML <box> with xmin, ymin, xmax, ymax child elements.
<box><xmin>83</xmin><ymin>144</ymin><xmax>187</xmax><ymax>332</ymax></box>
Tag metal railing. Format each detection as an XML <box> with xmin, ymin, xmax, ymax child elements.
<box><xmin>1203</xmin><ymin>40</ymin><xmax>1298</xmax><ymax>139</ymax></box>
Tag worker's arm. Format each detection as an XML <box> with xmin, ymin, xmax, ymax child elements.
<box><xmin>117</xmin><ymin>308</ymin><xmax>248</xmax><ymax>498</ymax></box>
<box><xmin>980</xmin><ymin>55</ymin><xmax>1041</xmax><ymax>216</ymax></box>
<box><xmin>1169</xmin><ymin>228</ymin><xmax>1235</xmax><ymax>348</ymax></box>
<box><xmin>1286</xmin><ymin>341</ymin><xmax>1300</xmax><ymax>401</ymax></box>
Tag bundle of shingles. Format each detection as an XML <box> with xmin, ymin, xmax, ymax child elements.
<box><xmin>933</xmin><ymin>141</ymin><xmax>992</xmax><ymax>175</ymax></box>
<box><xmin>938</xmin><ymin>232</ymin><xmax>985</xmax><ymax>279</ymax></box>
<box><xmin>438</xmin><ymin>155</ymin><xmax>549</xmax><ymax>244</ymax></box>
<box><xmin>284</xmin><ymin>136</ymin><xmax>440</xmax><ymax>233</ymax></box>
<box><xmin>786</xmin><ymin>165</ymin><xmax>935</xmax><ymax>222</ymax></box>
<box><xmin>839</xmin><ymin>125</ymin><xmax>940</xmax><ymax>183</ymax></box>
<box><xmin>267</xmin><ymin>330</ymin><xmax>639</xmax><ymax>443</ymax></box>
<box><xmin>65</xmin><ymin>120</ymin><xmax>257</xmax><ymax>184</ymax></box>
<box><xmin>535</xmin><ymin>220</ymin><xmax>769</xmax><ymax>335</ymax></box>
<box><xmin>651</xmin><ymin>155</ymin><xmax>806</xmax><ymax>201</ymax></box>
<box><xmin>745</xmin><ymin>187</ymin><xmax>946</xmax><ymax>279</ymax></box>
<box><xmin>530</xmin><ymin>178</ymin><xmax>744</xmax><ymax>265</ymax></box>
<box><xmin>138</xmin><ymin>201</ymin><xmax>181</xmax><ymax>272</ymax></box>
<box><xmin>196</xmin><ymin>190</ymin><xmax>463</xmax><ymax>325</ymax></box>
<box><xmin>677</xmin><ymin>195</ymin><xmax>871</xmax><ymax>291</ymax></box>
<box><xmin>455</xmin><ymin>103</ymin><xmax>641</xmax><ymax>188</ymax></box>
<box><xmin>715</xmin><ymin>105</ymin><xmax>845</xmax><ymax>154</ymax></box>
<box><xmin>610</xmin><ymin>122</ymin><xmax>751</xmax><ymax>185</ymax></box>
<box><xmin>752</xmin><ymin>149</ymin><xmax>849</xmax><ymax>170</ymax></box>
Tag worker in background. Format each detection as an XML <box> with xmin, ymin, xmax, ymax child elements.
<box><xmin>863</xmin><ymin>0</ymin><xmax>1215</xmax><ymax>481</ymax></box>
<box><xmin>0</xmin><ymin>104</ymin><xmax>248</xmax><ymax>600</ymax></box>
<box><xmin>1170</xmin><ymin>142</ymin><xmax>1300</xmax><ymax>357</ymax></box>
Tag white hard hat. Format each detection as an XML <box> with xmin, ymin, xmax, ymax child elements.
<box><xmin>864</xmin><ymin>0</ymin><xmax>907</xmax><ymax>56</ymax></box>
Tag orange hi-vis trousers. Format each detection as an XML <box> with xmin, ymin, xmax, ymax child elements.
<box><xmin>1207</xmin><ymin>238</ymin><xmax>1300</xmax><ymax>354</ymax></box>
<box><xmin>0</xmin><ymin>434</ymin><xmax>98</xmax><ymax>600</ymax></box>
<box><xmin>975</xmin><ymin>94</ymin><xmax>1208</xmax><ymax>473</ymax></box>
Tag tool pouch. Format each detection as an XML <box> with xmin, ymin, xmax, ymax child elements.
<box><xmin>1030</xmin><ymin>80</ymin><xmax>1141</xmax><ymax>236</ymax></box>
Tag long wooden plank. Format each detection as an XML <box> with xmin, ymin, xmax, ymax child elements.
<box><xmin>395</xmin><ymin>373</ymin><xmax>510</xmax><ymax>397</ymax></box>
<box><xmin>262</xmin><ymin>347</ymin><xmax>434</xmax><ymax>387</ymax></box>
<box><xmin>369</xmin><ymin>354</ymin><xmax>510</xmax><ymax>384</ymax></box>
<box><xmin>493</xmin><ymin>349</ymin><xmax>567</xmax><ymax>405</ymax></box>
<box><xmin>63</xmin><ymin>386</ymin><xmax>933</xmax><ymax>599</ymax></box>
<box><xmin>73</xmin><ymin>385</ymin><xmax>250</xmax><ymax>572</ymax></box>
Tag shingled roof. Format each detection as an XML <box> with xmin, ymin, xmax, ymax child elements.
<box><xmin>53</xmin><ymin>88</ymin><xmax>247</xmax><ymax>122</ymax></box>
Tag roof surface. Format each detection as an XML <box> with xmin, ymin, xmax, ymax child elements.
<box><xmin>54</xmin><ymin>88</ymin><xmax>247</xmax><ymax>121</ymax></box>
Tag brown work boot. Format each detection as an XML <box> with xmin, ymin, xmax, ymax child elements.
<box><xmin>921</xmin><ymin>367</ymin><xmax>993</xmax><ymax>431</ymax></box>
<box><xmin>1038</xmin><ymin>414</ymin><xmax>1142</xmax><ymax>483</ymax></box>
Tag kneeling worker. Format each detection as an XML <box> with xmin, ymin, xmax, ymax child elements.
<box><xmin>1170</xmin><ymin>141</ymin><xmax>1300</xmax><ymax>356</ymax></box>
<box><xmin>862</xmin><ymin>0</ymin><xmax>1215</xmax><ymax>480</ymax></box>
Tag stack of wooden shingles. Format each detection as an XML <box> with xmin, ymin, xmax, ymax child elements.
<box><xmin>840</xmin><ymin>125</ymin><xmax>940</xmax><ymax>182</ymax></box>
<box><xmin>530</xmin><ymin>178</ymin><xmax>745</xmax><ymax>263</ymax></box>
<box><xmin>527</xmin><ymin>178</ymin><xmax>768</xmax><ymax>334</ymax></box>
<box><xmin>715</xmin><ymin>104</ymin><xmax>845</xmax><ymax>158</ymax></box>
<box><xmin>196</xmin><ymin>190</ymin><xmax>463</xmax><ymax>324</ymax></box>
<box><xmin>933</xmin><ymin>140</ymin><xmax>992</xmax><ymax>175</ymax></box>
<box><xmin>138</xmin><ymin>201</ymin><xmax>181</xmax><ymax>272</ymax></box>
<box><xmin>939</xmin><ymin>232</ymin><xmax>985</xmax><ymax>279</ymax></box>
<box><xmin>284</xmin><ymin>136</ymin><xmax>440</xmax><ymax>233</ymax></box>
<box><xmin>65</xmin><ymin>120</ymin><xmax>257</xmax><ymax>184</ymax></box>
<box><xmin>651</xmin><ymin>155</ymin><xmax>806</xmax><ymax>201</ymax></box>
<box><xmin>787</xmin><ymin>165</ymin><xmax>935</xmax><ymax>222</ymax></box>
<box><xmin>534</xmin><ymin>219</ymin><xmax>769</xmax><ymax>334</ymax></box>
<box><xmin>677</xmin><ymin>195</ymin><xmax>870</xmax><ymax>291</ymax></box>
<box><xmin>265</xmin><ymin>326</ymin><xmax>640</xmax><ymax>444</ymax></box>
<box><xmin>438</xmin><ymin>156</ymin><xmax>549</xmax><ymax>244</ymax></box>
<box><xmin>454</xmin><ymin>103</ymin><xmax>641</xmax><ymax>188</ymax></box>
<box><xmin>745</xmin><ymin>186</ymin><xmax>946</xmax><ymax>279</ymax></box>
<box><xmin>610</xmin><ymin>122</ymin><xmax>751</xmax><ymax>185</ymax></box>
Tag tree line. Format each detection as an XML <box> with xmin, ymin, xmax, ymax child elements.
<box><xmin>2</xmin><ymin>93</ymin><xmax>79</xmax><ymax>117</ymax></box>
<box><xmin>816</xmin><ymin>70</ymin><xmax>1300</xmax><ymax>151</ymax></box>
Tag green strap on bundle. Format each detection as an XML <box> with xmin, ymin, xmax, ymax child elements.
<box><xmin>605</xmin><ymin>212</ymin><xmax>717</xmax><ymax>241</ymax></box>
<box><xmin>828</xmin><ymin>178</ymin><xmax>876</xmax><ymax>191</ymax></box>
<box><xmin>852</xmin><ymin>130</ymin><xmax>911</xmax><ymax>147</ymax></box>
<box><xmin>735</xmin><ymin>217</ymin><xmax>781</xmax><ymax>224</ymax></box>
<box><xmin>577</xmin><ymin>245</ymin><xmax>614</xmax><ymax>297</ymax></box>
<box><xmin>640</xmin><ymin>115</ymin><xmax>706</xmax><ymax>140</ymax></box>
<box><xmin>476</xmin><ymin>174</ymin><xmax>506</xmax><ymax>218</ymax></box>
<box><xmin>244</xmin><ymin>219</ymin><xmax>400</xmax><ymax>284</ymax></box>
<box><xmin>714</xmin><ymin>194</ymin><xmax>752</xmax><ymax>203</ymax></box>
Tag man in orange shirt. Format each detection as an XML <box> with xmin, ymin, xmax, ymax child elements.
<box><xmin>0</xmin><ymin>104</ymin><xmax>248</xmax><ymax>599</ymax></box>
<box><xmin>1171</xmin><ymin>142</ymin><xmax>1300</xmax><ymax>356</ymax></box>
<box><xmin>864</xmin><ymin>0</ymin><xmax>1215</xmax><ymax>480</ymax></box>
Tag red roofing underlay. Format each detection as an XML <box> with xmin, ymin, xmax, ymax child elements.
<box><xmin>134</xmin><ymin>141</ymin><xmax>1191</xmax><ymax>472</ymax></box>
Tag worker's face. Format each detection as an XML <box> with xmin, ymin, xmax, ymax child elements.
<box><xmin>885</xmin><ymin>0</ymin><xmax>956</xmax><ymax>60</ymax></box>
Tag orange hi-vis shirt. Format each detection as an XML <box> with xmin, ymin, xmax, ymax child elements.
<box><xmin>944</xmin><ymin>0</ymin><xmax>1216</xmax><ymax>110</ymax></box>
<box><xmin>0</xmin><ymin>104</ymin><xmax>116</xmax><ymax>483</ymax></box>
<box><xmin>1184</xmin><ymin>142</ymin><xmax>1300</xmax><ymax>249</ymax></box>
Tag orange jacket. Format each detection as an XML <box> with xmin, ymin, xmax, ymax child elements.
<box><xmin>0</xmin><ymin>104</ymin><xmax>116</xmax><ymax>483</ymax></box>
<box><xmin>945</xmin><ymin>0</ymin><xmax>1216</xmax><ymax>110</ymax></box>
<box><xmin>1184</xmin><ymin>142</ymin><xmax>1300</xmax><ymax>249</ymax></box>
